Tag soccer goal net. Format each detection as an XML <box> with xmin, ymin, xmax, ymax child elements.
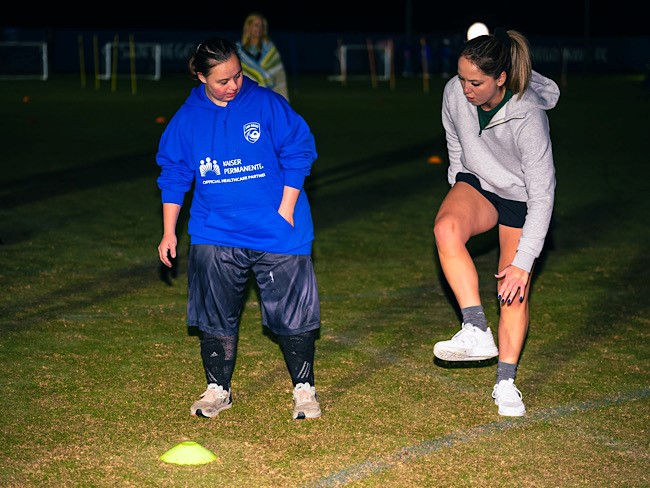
<box><xmin>0</xmin><ymin>42</ymin><xmax>48</xmax><ymax>80</ymax></box>
<box><xmin>99</xmin><ymin>41</ymin><xmax>162</xmax><ymax>81</ymax></box>
<box><xmin>329</xmin><ymin>40</ymin><xmax>394</xmax><ymax>83</ymax></box>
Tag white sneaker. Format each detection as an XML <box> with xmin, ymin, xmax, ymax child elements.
<box><xmin>292</xmin><ymin>382</ymin><xmax>321</xmax><ymax>420</ymax></box>
<box><xmin>190</xmin><ymin>384</ymin><xmax>232</xmax><ymax>418</ymax></box>
<box><xmin>433</xmin><ymin>323</ymin><xmax>499</xmax><ymax>361</ymax></box>
<box><xmin>492</xmin><ymin>379</ymin><xmax>526</xmax><ymax>416</ymax></box>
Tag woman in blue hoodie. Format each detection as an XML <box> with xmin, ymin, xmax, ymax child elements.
<box><xmin>432</xmin><ymin>29</ymin><xmax>560</xmax><ymax>417</ymax></box>
<box><xmin>156</xmin><ymin>37</ymin><xmax>321</xmax><ymax>420</ymax></box>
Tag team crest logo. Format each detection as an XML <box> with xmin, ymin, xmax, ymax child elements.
<box><xmin>243</xmin><ymin>122</ymin><xmax>261</xmax><ymax>143</ymax></box>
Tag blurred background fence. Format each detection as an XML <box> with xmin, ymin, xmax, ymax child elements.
<box><xmin>2</xmin><ymin>26</ymin><xmax>649</xmax><ymax>81</ymax></box>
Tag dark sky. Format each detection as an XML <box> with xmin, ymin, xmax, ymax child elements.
<box><xmin>3</xmin><ymin>1</ymin><xmax>647</xmax><ymax>37</ymax></box>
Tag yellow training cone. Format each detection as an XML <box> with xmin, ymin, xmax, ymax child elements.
<box><xmin>160</xmin><ymin>441</ymin><xmax>217</xmax><ymax>465</ymax></box>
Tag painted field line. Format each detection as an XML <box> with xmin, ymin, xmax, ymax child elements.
<box><xmin>309</xmin><ymin>388</ymin><xmax>650</xmax><ymax>487</ymax></box>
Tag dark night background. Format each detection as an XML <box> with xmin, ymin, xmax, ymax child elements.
<box><xmin>2</xmin><ymin>1</ymin><xmax>647</xmax><ymax>37</ymax></box>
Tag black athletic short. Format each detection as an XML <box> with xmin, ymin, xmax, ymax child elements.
<box><xmin>187</xmin><ymin>245</ymin><xmax>321</xmax><ymax>337</ymax></box>
<box><xmin>456</xmin><ymin>172</ymin><xmax>527</xmax><ymax>228</ymax></box>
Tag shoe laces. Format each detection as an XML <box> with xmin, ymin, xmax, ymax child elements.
<box><xmin>451</xmin><ymin>323</ymin><xmax>480</xmax><ymax>346</ymax></box>
<box><xmin>492</xmin><ymin>379</ymin><xmax>522</xmax><ymax>402</ymax></box>
<box><xmin>293</xmin><ymin>383</ymin><xmax>316</xmax><ymax>403</ymax></box>
<box><xmin>203</xmin><ymin>385</ymin><xmax>229</xmax><ymax>402</ymax></box>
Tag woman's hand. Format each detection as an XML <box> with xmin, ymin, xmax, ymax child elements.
<box><xmin>277</xmin><ymin>208</ymin><xmax>294</xmax><ymax>226</ymax></box>
<box><xmin>158</xmin><ymin>234</ymin><xmax>177</xmax><ymax>268</ymax></box>
<box><xmin>495</xmin><ymin>264</ymin><xmax>529</xmax><ymax>305</ymax></box>
<box><xmin>278</xmin><ymin>186</ymin><xmax>299</xmax><ymax>227</ymax></box>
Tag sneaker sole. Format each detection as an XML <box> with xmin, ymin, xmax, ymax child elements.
<box><xmin>498</xmin><ymin>407</ymin><xmax>526</xmax><ymax>417</ymax></box>
<box><xmin>293</xmin><ymin>410</ymin><xmax>322</xmax><ymax>420</ymax></box>
<box><xmin>191</xmin><ymin>402</ymin><xmax>232</xmax><ymax>418</ymax></box>
<box><xmin>433</xmin><ymin>347</ymin><xmax>498</xmax><ymax>361</ymax></box>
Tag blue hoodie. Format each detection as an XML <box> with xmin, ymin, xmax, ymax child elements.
<box><xmin>156</xmin><ymin>76</ymin><xmax>318</xmax><ymax>255</ymax></box>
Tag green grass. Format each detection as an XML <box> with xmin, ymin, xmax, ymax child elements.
<box><xmin>1</xmin><ymin>73</ymin><xmax>648</xmax><ymax>487</ymax></box>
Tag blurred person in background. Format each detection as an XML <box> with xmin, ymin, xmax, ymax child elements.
<box><xmin>432</xmin><ymin>29</ymin><xmax>560</xmax><ymax>417</ymax></box>
<box><xmin>156</xmin><ymin>37</ymin><xmax>321</xmax><ymax>421</ymax></box>
<box><xmin>237</xmin><ymin>12</ymin><xmax>290</xmax><ymax>102</ymax></box>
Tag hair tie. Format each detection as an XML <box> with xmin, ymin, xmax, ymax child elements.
<box><xmin>494</xmin><ymin>28</ymin><xmax>512</xmax><ymax>48</ymax></box>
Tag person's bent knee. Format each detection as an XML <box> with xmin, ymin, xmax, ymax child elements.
<box><xmin>433</xmin><ymin>214</ymin><xmax>461</xmax><ymax>248</ymax></box>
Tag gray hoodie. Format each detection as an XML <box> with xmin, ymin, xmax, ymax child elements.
<box><xmin>441</xmin><ymin>70</ymin><xmax>560</xmax><ymax>272</ymax></box>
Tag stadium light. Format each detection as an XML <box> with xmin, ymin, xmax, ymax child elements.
<box><xmin>467</xmin><ymin>22</ymin><xmax>489</xmax><ymax>41</ymax></box>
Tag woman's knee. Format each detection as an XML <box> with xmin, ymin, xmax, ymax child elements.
<box><xmin>433</xmin><ymin>214</ymin><xmax>463</xmax><ymax>248</ymax></box>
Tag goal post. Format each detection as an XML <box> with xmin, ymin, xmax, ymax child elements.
<box><xmin>0</xmin><ymin>42</ymin><xmax>49</xmax><ymax>81</ymax></box>
<box><xmin>329</xmin><ymin>39</ymin><xmax>394</xmax><ymax>86</ymax></box>
<box><xmin>98</xmin><ymin>41</ymin><xmax>161</xmax><ymax>81</ymax></box>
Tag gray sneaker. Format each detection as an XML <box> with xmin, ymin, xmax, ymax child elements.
<box><xmin>433</xmin><ymin>323</ymin><xmax>499</xmax><ymax>361</ymax></box>
<box><xmin>292</xmin><ymin>382</ymin><xmax>321</xmax><ymax>420</ymax></box>
<box><xmin>190</xmin><ymin>384</ymin><xmax>232</xmax><ymax>418</ymax></box>
<box><xmin>492</xmin><ymin>379</ymin><xmax>526</xmax><ymax>416</ymax></box>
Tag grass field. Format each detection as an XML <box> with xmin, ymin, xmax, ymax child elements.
<box><xmin>1</xmin><ymin>71</ymin><xmax>648</xmax><ymax>487</ymax></box>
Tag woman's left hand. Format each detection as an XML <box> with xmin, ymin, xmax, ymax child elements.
<box><xmin>495</xmin><ymin>265</ymin><xmax>529</xmax><ymax>305</ymax></box>
<box><xmin>278</xmin><ymin>208</ymin><xmax>294</xmax><ymax>226</ymax></box>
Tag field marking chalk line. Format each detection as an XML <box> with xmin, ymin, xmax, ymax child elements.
<box><xmin>308</xmin><ymin>387</ymin><xmax>650</xmax><ymax>487</ymax></box>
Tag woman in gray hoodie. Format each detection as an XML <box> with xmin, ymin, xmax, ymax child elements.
<box><xmin>432</xmin><ymin>29</ymin><xmax>560</xmax><ymax>416</ymax></box>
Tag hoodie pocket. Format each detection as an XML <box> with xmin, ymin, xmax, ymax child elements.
<box><xmin>205</xmin><ymin>205</ymin><xmax>295</xmax><ymax>243</ymax></box>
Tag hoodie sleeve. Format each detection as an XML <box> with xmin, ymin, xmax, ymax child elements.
<box><xmin>442</xmin><ymin>77</ymin><xmax>464</xmax><ymax>186</ymax></box>
<box><xmin>156</xmin><ymin>112</ymin><xmax>195</xmax><ymax>205</ymax></box>
<box><xmin>512</xmin><ymin>107</ymin><xmax>556</xmax><ymax>272</ymax></box>
<box><xmin>268</xmin><ymin>98</ymin><xmax>317</xmax><ymax>190</ymax></box>
<box><xmin>511</xmin><ymin>73</ymin><xmax>560</xmax><ymax>272</ymax></box>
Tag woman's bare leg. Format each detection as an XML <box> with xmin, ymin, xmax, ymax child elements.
<box><xmin>433</xmin><ymin>183</ymin><xmax>498</xmax><ymax>308</ymax></box>
<box><xmin>496</xmin><ymin>225</ymin><xmax>531</xmax><ymax>364</ymax></box>
<box><xmin>491</xmin><ymin>224</ymin><xmax>530</xmax><ymax>416</ymax></box>
<box><xmin>432</xmin><ymin>183</ymin><xmax>501</xmax><ymax>361</ymax></box>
